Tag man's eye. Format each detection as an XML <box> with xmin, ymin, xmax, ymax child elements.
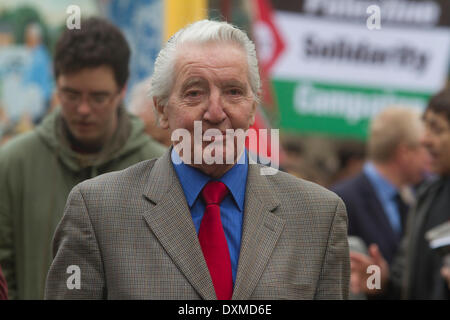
<box><xmin>92</xmin><ymin>95</ymin><xmax>108</xmax><ymax>103</ymax></box>
<box><xmin>65</xmin><ymin>92</ymin><xmax>80</xmax><ymax>101</ymax></box>
<box><xmin>185</xmin><ymin>90</ymin><xmax>202</xmax><ymax>98</ymax></box>
<box><xmin>228</xmin><ymin>88</ymin><xmax>243</xmax><ymax>96</ymax></box>
<box><xmin>434</xmin><ymin>127</ymin><xmax>444</xmax><ymax>135</ymax></box>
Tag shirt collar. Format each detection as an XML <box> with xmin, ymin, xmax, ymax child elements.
<box><xmin>171</xmin><ymin>148</ymin><xmax>248</xmax><ymax>211</ymax></box>
<box><xmin>363</xmin><ymin>162</ymin><xmax>398</xmax><ymax>200</ymax></box>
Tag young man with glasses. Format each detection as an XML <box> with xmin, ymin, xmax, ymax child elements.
<box><xmin>0</xmin><ymin>17</ymin><xmax>166</xmax><ymax>300</ymax></box>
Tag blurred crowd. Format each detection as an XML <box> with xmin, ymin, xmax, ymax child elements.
<box><xmin>0</xmin><ymin>12</ymin><xmax>449</xmax><ymax>300</ymax></box>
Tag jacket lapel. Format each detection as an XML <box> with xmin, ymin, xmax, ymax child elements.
<box><xmin>142</xmin><ymin>150</ymin><xmax>216</xmax><ymax>300</ymax></box>
<box><xmin>232</xmin><ymin>163</ymin><xmax>284</xmax><ymax>300</ymax></box>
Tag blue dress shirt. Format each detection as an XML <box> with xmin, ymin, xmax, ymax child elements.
<box><xmin>171</xmin><ymin>149</ymin><xmax>248</xmax><ymax>284</ymax></box>
<box><xmin>363</xmin><ymin>162</ymin><xmax>402</xmax><ymax>234</ymax></box>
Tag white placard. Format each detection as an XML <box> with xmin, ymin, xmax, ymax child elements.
<box><xmin>271</xmin><ymin>11</ymin><xmax>450</xmax><ymax>92</ymax></box>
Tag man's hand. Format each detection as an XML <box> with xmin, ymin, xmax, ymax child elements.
<box><xmin>350</xmin><ymin>244</ymin><xmax>389</xmax><ymax>295</ymax></box>
<box><xmin>440</xmin><ymin>266</ymin><xmax>450</xmax><ymax>290</ymax></box>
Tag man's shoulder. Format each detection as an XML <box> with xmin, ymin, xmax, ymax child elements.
<box><xmin>259</xmin><ymin>167</ymin><xmax>345</xmax><ymax>229</ymax></box>
<box><xmin>0</xmin><ymin>130</ymin><xmax>45</xmax><ymax>164</ymax></box>
<box><xmin>125</xmin><ymin>112</ymin><xmax>167</xmax><ymax>158</ymax></box>
<box><xmin>139</xmin><ymin>138</ymin><xmax>167</xmax><ymax>158</ymax></box>
<box><xmin>264</xmin><ymin>167</ymin><xmax>341</xmax><ymax>204</ymax></box>
<box><xmin>76</xmin><ymin>158</ymin><xmax>158</xmax><ymax>196</ymax></box>
<box><xmin>330</xmin><ymin>172</ymin><xmax>368</xmax><ymax>198</ymax></box>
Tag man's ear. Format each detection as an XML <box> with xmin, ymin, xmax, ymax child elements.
<box><xmin>249</xmin><ymin>101</ymin><xmax>257</xmax><ymax>126</ymax></box>
<box><xmin>154</xmin><ymin>97</ymin><xmax>169</xmax><ymax>129</ymax></box>
<box><xmin>119</xmin><ymin>84</ymin><xmax>128</xmax><ymax>100</ymax></box>
<box><xmin>395</xmin><ymin>143</ymin><xmax>409</xmax><ymax>164</ymax></box>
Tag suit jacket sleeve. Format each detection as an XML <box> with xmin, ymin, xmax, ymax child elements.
<box><xmin>314</xmin><ymin>199</ymin><xmax>350</xmax><ymax>299</ymax></box>
<box><xmin>45</xmin><ymin>185</ymin><xmax>105</xmax><ymax>299</ymax></box>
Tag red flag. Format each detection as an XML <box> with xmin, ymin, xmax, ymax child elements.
<box><xmin>252</xmin><ymin>0</ymin><xmax>285</xmax><ymax>106</ymax></box>
<box><xmin>246</xmin><ymin>108</ymin><xmax>286</xmax><ymax>166</ymax></box>
<box><xmin>248</xmin><ymin>0</ymin><xmax>286</xmax><ymax>166</ymax></box>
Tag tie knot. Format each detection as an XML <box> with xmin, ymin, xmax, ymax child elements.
<box><xmin>202</xmin><ymin>181</ymin><xmax>229</xmax><ymax>205</ymax></box>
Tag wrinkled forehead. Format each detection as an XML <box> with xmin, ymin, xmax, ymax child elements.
<box><xmin>173</xmin><ymin>41</ymin><xmax>249</xmax><ymax>79</ymax></box>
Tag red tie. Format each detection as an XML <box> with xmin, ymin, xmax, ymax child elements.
<box><xmin>198</xmin><ymin>181</ymin><xmax>233</xmax><ymax>300</ymax></box>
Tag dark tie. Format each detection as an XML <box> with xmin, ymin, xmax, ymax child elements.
<box><xmin>198</xmin><ymin>181</ymin><xmax>233</xmax><ymax>300</ymax></box>
<box><xmin>394</xmin><ymin>193</ymin><xmax>409</xmax><ymax>235</ymax></box>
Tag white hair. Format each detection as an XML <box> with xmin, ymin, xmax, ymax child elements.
<box><xmin>150</xmin><ymin>19</ymin><xmax>261</xmax><ymax>107</ymax></box>
<box><xmin>368</xmin><ymin>105</ymin><xmax>424</xmax><ymax>163</ymax></box>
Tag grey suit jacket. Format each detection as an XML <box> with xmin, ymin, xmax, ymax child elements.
<box><xmin>45</xmin><ymin>150</ymin><xmax>350</xmax><ymax>299</ymax></box>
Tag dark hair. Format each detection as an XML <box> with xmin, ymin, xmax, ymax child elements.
<box><xmin>54</xmin><ymin>17</ymin><xmax>130</xmax><ymax>89</ymax></box>
<box><xmin>426</xmin><ymin>87</ymin><xmax>450</xmax><ymax>123</ymax></box>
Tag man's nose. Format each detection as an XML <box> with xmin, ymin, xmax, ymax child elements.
<box><xmin>204</xmin><ymin>90</ymin><xmax>226</xmax><ymax>124</ymax></box>
<box><xmin>76</xmin><ymin>98</ymin><xmax>91</xmax><ymax>115</ymax></box>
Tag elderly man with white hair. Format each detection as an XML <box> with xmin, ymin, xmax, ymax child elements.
<box><xmin>45</xmin><ymin>20</ymin><xmax>349</xmax><ymax>300</ymax></box>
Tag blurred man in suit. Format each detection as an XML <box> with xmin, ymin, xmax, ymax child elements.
<box><xmin>45</xmin><ymin>20</ymin><xmax>349</xmax><ymax>300</ymax></box>
<box><xmin>332</xmin><ymin>106</ymin><xmax>430</xmax><ymax>265</ymax></box>
<box><xmin>350</xmin><ymin>89</ymin><xmax>450</xmax><ymax>299</ymax></box>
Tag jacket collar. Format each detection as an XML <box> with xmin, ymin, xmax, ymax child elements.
<box><xmin>35</xmin><ymin>106</ymin><xmax>148</xmax><ymax>173</ymax></box>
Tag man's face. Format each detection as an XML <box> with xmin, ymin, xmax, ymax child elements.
<box><xmin>422</xmin><ymin>110</ymin><xmax>450</xmax><ymax>176</ymax></box>
<box><xmin>399</xmin><ymin>142</ymin><xmax>431</xmax><ymax>185</ymax></box>
<box><xmin>57</xmin><ymin>66</ymin><xmax>124</xmax><ymax>150</ymax></box>
<box><xmin>157</xmin><ymin>42</ymin><xmax>256</xmax><ymax>175</ymax></box>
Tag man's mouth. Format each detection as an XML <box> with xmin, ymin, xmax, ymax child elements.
<box><xmin>203</xmin><ymin>131</ymin><xmax>227</xmax><ymax>140</ymax></box>
<box><xmin>74</xmin><ymin>122</ymin><xmax>95</xmax><ymax>129</ymax></box>
<box><xmin>429</xmin><ymin>151</ymin><xmax>439</xmax><ymax>162</ymax></box>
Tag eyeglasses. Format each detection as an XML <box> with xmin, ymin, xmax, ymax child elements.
<box><xmin>57</xmin><ymin>88</ymin><xmax>120</xmax><ymax>110</ymax></box>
